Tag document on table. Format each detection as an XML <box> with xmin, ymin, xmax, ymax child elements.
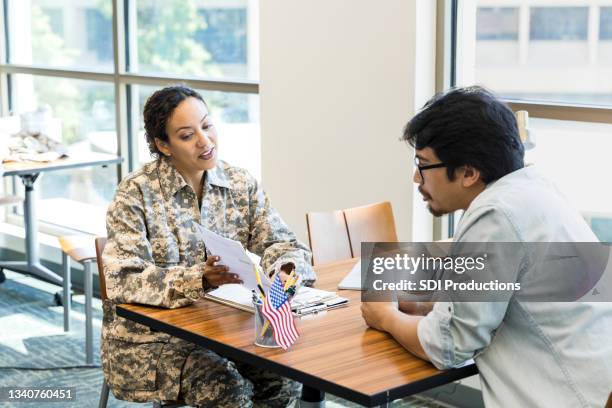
<box><xmin>205</xmin><ymin>284</ymin><xmax>348</xmax><ymax>315</ymax></box>
<box><xmin>194</xmin><ymin>223</ymin><xmax>270</xmax><ymax>291</ymax></box>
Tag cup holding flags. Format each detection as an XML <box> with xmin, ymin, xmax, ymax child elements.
<box><xmin>261</xmin><ymin>272</ymin><xmax>299</xmax><ymax>350</ymax></box>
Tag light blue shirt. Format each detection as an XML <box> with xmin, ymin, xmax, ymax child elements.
<box><xmin>417</xmin><ymin>166</ymin><xmax>612</xmax><ymax>407</ymax></box>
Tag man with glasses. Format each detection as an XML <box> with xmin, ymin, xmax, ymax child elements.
<box><xmin>361</xmin><ymin>86</ymin><xmax>612</xmax><ymax>407</ymax></box>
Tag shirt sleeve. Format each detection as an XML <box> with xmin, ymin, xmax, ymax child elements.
<box><xmin>417</xmin><ymin>205</ymin><xmax>525</xmax><ymax>369</ymax></box>
<box><xmin>103</xmin><ymin>180</ymin><xmax>205</xmax><ymax>308</ymax></box>
<box><xmin>244</xmin><ymin>174</ymin><xmax>317</xmax><ymax>285</ymax></box>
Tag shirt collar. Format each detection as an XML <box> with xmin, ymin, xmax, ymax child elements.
<box><xmin>464</xmin><ymin>165</ymin><xmax>536</xmax><ymax>214</ymax></box>
<box><xmin>157</xmin><ymin>156</ymin><xmax>231</xmax><ymax>199</ymax></box>
<box><xmin>204</xmin><ymin>161</ymin><xmax>231</xmax><ymax>190</ymax></box>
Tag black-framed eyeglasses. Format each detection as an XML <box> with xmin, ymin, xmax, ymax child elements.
<box><xmin>414</xmin><ymin>156</ymin><xmax>447</xmax><ymax>184</ymax></box>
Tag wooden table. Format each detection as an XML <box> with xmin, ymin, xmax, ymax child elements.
<box><xmin>117</xmin><ymin>258</ymin><xmax>478</xmax><ymax>407</ymax></box>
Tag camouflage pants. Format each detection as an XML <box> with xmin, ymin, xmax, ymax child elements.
<box><xmin>179</xmin><ymin>347</ymin><xmax>301</xmax><ymax>408</ymax></box>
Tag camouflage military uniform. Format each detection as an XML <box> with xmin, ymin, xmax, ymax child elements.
<box><xmin>101</xmin><ymin>157</ymin><xmax>315</xmax><ymax>407</ymax></box>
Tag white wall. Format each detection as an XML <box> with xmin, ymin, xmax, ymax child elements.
<box><xmin>260</xmin><ymin>0</ymin><xmax>436</xmax><ymax>243</ymax></box>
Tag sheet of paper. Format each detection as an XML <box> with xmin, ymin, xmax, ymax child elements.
<box><xmin>206</xmin><ymin>284</ymin><xmax>254</xmax><ymax>312</ymax></box>
<box><xmin>291</xmin><ymin>286</ymin><xmax>339</xmax><ymax>309</ymax></box>
<box><xmin>338</xmin><ymin>259</ymin><xmax>362</xmax><ymax>290</ymax></box>
<box><xmin>194</xmin><ymin>223</ymin><xmax>268</xmax><ymax>291</ymax></box>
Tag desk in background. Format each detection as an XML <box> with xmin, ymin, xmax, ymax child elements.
<box><xmin>0</xmin><ymin>153</ymin><xmax>122</xmax><ymax>285</ymax></box>
<box><xmin>117</xmin><ymin>258</ymin><xmax>478</xmax><ymax>407</ymax></box>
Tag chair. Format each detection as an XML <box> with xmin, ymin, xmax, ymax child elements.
<box><xmin>94</xmin><ymin>238</ymin><xmax>184</xmax><ymax>408</ymax></box>
<box><xmin>58</xmin><ymin>235</ymin><xmax>97</xmax><ymax>365</ymax></box>
<box><xmin>305</xmin><ymin>210</ymin><xmax>352</xmax><ymax>265</ymax></box>
<box><xmin>94</xmin><ymin>237</ymin><xmax>107</xmax><ymax>301</ymax></box>
<box><xmin>343</xmin><ymin>201</ymin><xmax>398</xmax><ymax>257</ymax></box>
<box><xmin>306</xmin><ymin>201</ymin><xmax>398</xmax><ymax>265</ymax></box>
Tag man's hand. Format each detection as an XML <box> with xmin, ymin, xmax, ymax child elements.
<box><xmin>203</xmin><ymin>255</ymin><xmax>243</xmax><ymax>289</ymax></box>
<box><xmin>361</xmin><ymin>301</ymin><xmax>399</xmax><ymax>332</ymax></box>
<box><xmin>361</xmin><ymin>301</ymin><xmax>429</xmax><ymax>361</ymax></box>
<box><xmin>398</xmin><ymin>301</ymin><xmax>434</xmax><ymax>316</ymax></box>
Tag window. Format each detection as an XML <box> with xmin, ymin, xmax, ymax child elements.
<box><xmin>475</xmin><ymin>7</ymin><xmax>520</xmax><ymax>66</ymax></box>
<box><xmin>524</xmin><ymin>119</ymin><xmax>612</xmax><ymax>242</ymax></box>
<box><xmin>445</xmin><ymin>0</ymin><xmax>612</xmax><ymax>241</ymax></box>
<box><xmin>1</xmin><ymin>0</ymin><xmax>260</xmax><ymax>236</ymax></box>
<box><xmin>134</xmin><ymin>0</ymin><xmax>258</xmax><ymax>80</ymax></box>
<box><xmin>530</xmin><ymin>7</ymin><xmax>588</xmax><ymax>41</ymax></box>
<box><xmin>8</xmin><ymin>0</ymin><xmax>114</xmax><ymax>71</ymax></box>
<box><xmin>458</xmin><ymin>1</ymin><xmax>612</xmax><ymax>106</ymax></box>
<box><xmin>197</xmin><ymin>9</ymin><xmax>248</xmax><ymax>65</ymax></box>
<box><xmin>477</xmin><ymin>7</ymin><xmax>519</xmax><ymax>40</ymax></box>
<box><xmin>42</xmin><ymin>7</ymin><xmax>63</xmax><ymax>37</ymax></box>
<box><xmin>601</xmin><ymin>7</ymin><xmax>612</xmax><ymax>40</ymax></box>
<box><xmin>85</xmin><ymin>9</ymin><xmax>113</xmax><ymax>62</ymax></box>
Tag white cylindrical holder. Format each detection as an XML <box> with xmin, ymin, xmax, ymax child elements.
<box><xmin>254</xmin><ymin>301</ymin><xmax>280</xmax><ymax>348</ymax></box>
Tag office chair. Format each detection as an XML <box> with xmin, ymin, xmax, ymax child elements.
<box><xmin>306</xmin><ymin>201</ymin><xmax>398</xmax><ymax>265</ymax></box>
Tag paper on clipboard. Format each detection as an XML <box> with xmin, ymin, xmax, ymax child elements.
<box><xmin>194</xmin><ymin>223</ymin><xmax>270</xmax><ymax>291</ymax></box>
<box><xmin>205</xmin><ymin>284</ymin><xmax>348</xmax><ymax>315</ymax></box>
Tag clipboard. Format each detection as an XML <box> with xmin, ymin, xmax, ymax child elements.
<box><xmin>204</xmin><ymin>285</ymin><xmax>348</xmax><ymax>315</ymax></box>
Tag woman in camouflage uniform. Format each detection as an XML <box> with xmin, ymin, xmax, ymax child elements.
<box><xmin>101</xmin><ymin>85</ymin><xmax>316</xmax><ymax>407</ymax></box>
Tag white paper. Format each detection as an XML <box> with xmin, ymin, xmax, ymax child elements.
<box><xmin>206</xmin><ymin>284</ymin><xmax>347</xmax><ymax>314</ymax></box>
<box><xmin>338</xmin><ymin>259</ymin><xmax>362</xmax><ymax>290</ymax></box>
<box><xmin>205</xmin><ymin>283</ymin><xmax>254</xmax><ymax>312</ymax></box>
<box><xmin>194</xmin><ymin>223</ymin><xmax>269</xmax><ymax>291</ymax></box>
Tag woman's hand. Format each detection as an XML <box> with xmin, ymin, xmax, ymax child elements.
<box><xmin>278</xmin><ymin>262</ymin><xmax>296</xmax><ymax>286</ymax></box>
<box><xmin>202</xmin><ymin>255</ymin><xmax>243</xmax><ymax>289</ymax></box>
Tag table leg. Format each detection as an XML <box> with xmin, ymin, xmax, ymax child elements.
<box><xmin>62</xmin><ymin>252</ymin><xmax>71</xmax><ymax>332</ymax></box>
<box><xmin>84</xmin><ymin>261</ymin><xmax>94</xmax><ymax>365</ymax></box>
<box><xmin>300</xmin><ymin>385</ymin><xmax>325</xmax><ymax>407</ymax></box>
<box><xmin>0</xmin><ymin>174</ymin><xmax>62</xmax><ymax>285</ymax></box>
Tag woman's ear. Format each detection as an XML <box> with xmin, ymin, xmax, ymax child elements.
<box><xmin>155</xmin><ymin>138</ymin><xmax>171</xmax><ymax>157</ymax></box>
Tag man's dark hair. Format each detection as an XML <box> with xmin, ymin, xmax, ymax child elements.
<box><xmin>143</xmin><ymin>85</ymin><xmax>206</xmax><ymax>157</ymax></box>
<box><xmin>403</xmin><ymin>86</ymin><xmax>524</xmax><ymax>184</ymax></box>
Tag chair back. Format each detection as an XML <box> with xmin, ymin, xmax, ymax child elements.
<box><xmin>95</xmin><ymin>237</ymin><xmax>108</xmax><ymax>301</ymax></box>
<box><xmin>344</xmin><ymin>201</ymin><xmax>398</xmax><ymax>257</ymax></box>
<box><xmin>306</xmin><ymin>201</ymin><xmax>398</xmax><ymax>265</ymax></box>
<box><xmin>306</xmin><ymin>210</ymin><xmax>352</xmax><ymax>266</ymax></box>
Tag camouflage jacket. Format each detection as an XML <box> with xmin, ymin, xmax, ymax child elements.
<box><xmin>101</xmin><ymin>157</ymin><xmax>315</xmax><ymax>401</ymax></box>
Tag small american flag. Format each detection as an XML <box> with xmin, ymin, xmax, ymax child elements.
<box><xmin>262</xmin><ymin>274</ymin><xmax>299</xmax><ymax>349</ymax></box>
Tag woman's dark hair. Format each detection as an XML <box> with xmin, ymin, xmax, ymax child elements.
<box><xmin>143</xmin><ymin>85</ymin><xmax>206</xmax><ymax>157</ymax></box>
<box><xmin>403</xmin><ymin>86</ymin><xmax>524</xmax><ymax>184</ymax></box>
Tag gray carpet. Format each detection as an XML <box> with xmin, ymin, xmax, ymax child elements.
<box><xmin>0</xmin><ymin>270</ymin><xmax>449</xmax><ymax>408</ymax></box>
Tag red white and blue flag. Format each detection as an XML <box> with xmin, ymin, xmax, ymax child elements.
<box><xmin>262</xmin><ymin>274</ymin><xmax>299</xmax><ymax>349</ymax></box>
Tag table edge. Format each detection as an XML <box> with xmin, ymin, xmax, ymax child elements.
<box><xmin>2</xmin><ymin>156</ymin><xmax>122</xmax><ymax>176</ymax></box>
<box><xmin>116</xmin><ymin>304</ymin><xmax>477</xmax><ymax>406</ymax></box>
